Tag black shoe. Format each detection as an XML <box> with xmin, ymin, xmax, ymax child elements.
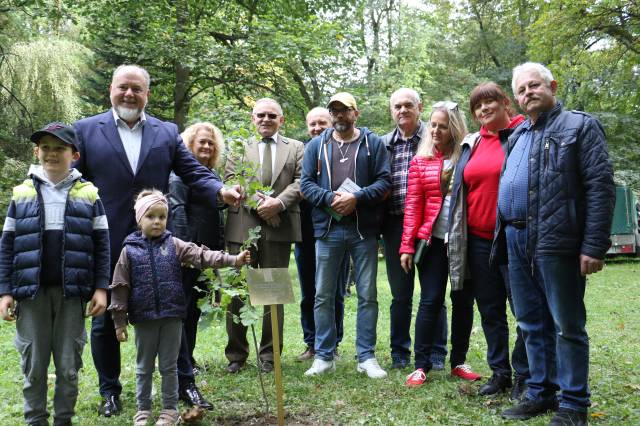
<box><xmin>391</xmin><ymin>358</ymin><xmax>410</xmax><ymax>369</ymax></box>
<box><xmin>502</xmin><ymin>397</ymin><xmax>558</xmax><ymax>420</ymax></box>
<box><xmin>260</xmin><ymin>360</ymin><xmax>274</xmax><ymax>373</ymax></box>
<box><xmin>510</xmin><ymin>374</ymin><xmax>528</xmax><ymax>402</ymax></box>
<box><xmin>226</xmin><ymin>361</ymin><xmax>245</xmax><ymax>374</ymax></box>
<box><xmin>549</xmin><ymin>408</ymin><xmax>588</xmax><ymax>425</ymax></box>
<box><xmin>98</xmin><ymin>394</ymin><xmax>121</xmax><ymax>417</ymax></box>
<box><xmin>479</xmin><ymin>374</ymin><xmax>512</xmax><ymax>396</ymax></box>
<box><xmin>179</xmin><ymin>382</ymin><xmax>214</xmax><ymax>411</ymax></box>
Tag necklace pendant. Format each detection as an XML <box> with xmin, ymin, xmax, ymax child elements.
<box><xmin>339</xmin><ymin>157</ymin><xmax>349</xmax><ymax>163</ymax></box>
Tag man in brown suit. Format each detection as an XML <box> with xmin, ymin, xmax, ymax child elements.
<box><xmin>224</xmin><ymin>98</ymin><xmax>304</xmax><ymax>373</ymax></box>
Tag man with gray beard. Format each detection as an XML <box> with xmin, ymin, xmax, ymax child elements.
<box><xmin>74</xmin><ymin>64</ymin><xmax>241</xmax><ymax>416</ymax></box>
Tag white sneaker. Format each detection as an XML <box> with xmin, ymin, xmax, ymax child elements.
<box><xmin>357</xmin><ymin>357</ymin><xmax>388</xmax><ymax>379</ymax></box>
<box><xmin>304</xmin><ymin>359</ymin><xmax>336</xmax><ymax>376</ymax></box>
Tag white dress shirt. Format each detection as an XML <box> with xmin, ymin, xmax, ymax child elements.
<box><xmin>112</xmin><ymin>109</ymin><xmax>147</xmax><ymax>173</ymax></box>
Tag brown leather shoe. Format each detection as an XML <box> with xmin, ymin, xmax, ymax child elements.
<box><xmin>226</xmin><ymin>361</ymin><xmax>245</xmax><ymax>374</ymax></box>
<box><xmin>296</xmin><ymin>346</ymin><xmax>315</xmax><ymax>361</ymax></box>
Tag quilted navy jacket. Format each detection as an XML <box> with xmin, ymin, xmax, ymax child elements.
<box><xmin>0</xmin><ymin>177</ymin><xmax>111</xmax><ymax>300</ymax></box>
<box><xmin>123</xmin><ymin>231</ymin><xmax>185</xmax><ymax>324</ymax></box>
<box><xmin>491</xmin><ymin>103</ymin><xmax>615</xmax><ymax>263</ymax></box>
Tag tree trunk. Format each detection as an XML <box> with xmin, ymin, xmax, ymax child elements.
<box><xmin>173</xmin><ymin>0</ymin><xmax>190</xmax><ymax>131</ymax></box>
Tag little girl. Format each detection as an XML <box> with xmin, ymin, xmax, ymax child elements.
<box><xmin>108</xmin><ymin>189</ymin><xmax>250</xmax><ymax>426</ymax></box>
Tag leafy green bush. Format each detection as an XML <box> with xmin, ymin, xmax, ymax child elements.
<box><xmin>0</xmin><ymin>156</ymin><xmax>29</xmax><ymax>225</ymax></box>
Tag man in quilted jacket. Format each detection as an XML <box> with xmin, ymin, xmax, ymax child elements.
<box><xmin>497</xmin><ymin>62</ymin><xmax>615</xmax><ymax>425</ymax></box>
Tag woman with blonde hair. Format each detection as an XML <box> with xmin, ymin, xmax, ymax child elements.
<box><xmin>400</xmin><ymin>102</ymin><xmax>480</xmax><ymax>387</ymax></box>
<box><xmin>167</xmin><ymin>122</ymin><xmax>225</xmax><ymax>409</ymax></box>
<box><xmin>180</xmin><ymin>122</ymin><xmax>225</xmax><ymax>169</ymax></box>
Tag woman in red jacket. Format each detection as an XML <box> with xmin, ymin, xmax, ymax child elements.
<box><xmin>448</xmin><ymin>82</ymin><xmax>529</xmax><ymax>399</ymax></box>
<box><xmin>400</xmin><ymin>102</ymin><xmax>480</xmax><ymax>387</ymax></box>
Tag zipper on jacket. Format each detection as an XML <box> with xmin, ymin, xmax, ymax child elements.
<box><xmin>544</xmin><ymin>139</ymin><xmax>550</xmax><ymax>169</ymax></box>
<box><xmin>35</xmin><ymin>181</ymin><xmax>45</xmax><ymax>300</ymax></box>
<box><xmin>321</xmin><ymin>139</ymin><xmax>333</xmax><ymax>238</ymax></box>
<box><xmin>147</xmin><ymin>242</ymin><xmax>161</xmax><ymax>314</ymax></box>
<box><xmin>353</xmin><ymin>139</ymin><xmax>364</xmax><ymax>240</ymax></box>
<box><xmin>60</xmin><ymin>185</ymin><xmax>72</xmax><ymax>299</ymax></box>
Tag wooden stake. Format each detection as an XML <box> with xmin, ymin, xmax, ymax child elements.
<box><xmin>270</xmin><ymin>304</ymin><xmax>285</xmax><ymax>426</ymax></box>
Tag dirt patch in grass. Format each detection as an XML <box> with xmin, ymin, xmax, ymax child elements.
<box><xmin>212</xmin><ymin>412</ymin><xmax>321</xmax><ymax>425</ymax></box>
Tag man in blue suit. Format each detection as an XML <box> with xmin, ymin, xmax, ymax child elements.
<box><xmin>74</xmin><ymin>65</ymin><xmax>241</xmax><ymax>416</ymax></box>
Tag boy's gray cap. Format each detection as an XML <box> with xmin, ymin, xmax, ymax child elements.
<box><xmin>30</xmin><ymin>122</ymin><xmax>78</xmax><ymax>151</ymax></box>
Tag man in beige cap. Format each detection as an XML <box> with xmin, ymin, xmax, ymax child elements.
<box><xmin>300</xmin><ymin>92</ymin><xmax>391</xmax><ymax>378</ymax></box>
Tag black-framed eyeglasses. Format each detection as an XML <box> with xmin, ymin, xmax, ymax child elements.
<box><xmin>255</xmin><ymin>112</ymin><xmax>279</xmax><ymax>119</ymax></box>
<box><xmin>329</xmin><ymin>107</ymin><xmax>353</xmax><ymax>116</ymax></box>
<box><xmin>432</xmin><ymin>101</ymin><xmax>459</xmax><ymax>111</ymax></box>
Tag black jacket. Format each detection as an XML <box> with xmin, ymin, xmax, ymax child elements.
<box><xmin>168</xmin><ymin>170</ymin><xmax>225</xmax><ymax>250</ymax></box>
<box><xmin>491</xmin><ymin>102</ymin><xmax>615</xmax><ymax>264</ymax></box>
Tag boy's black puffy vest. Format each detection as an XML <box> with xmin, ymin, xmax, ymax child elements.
<box><xmin>124</xmin><ymin>230</ymin><xmax>185</xmax><ymax>324</ymax></box>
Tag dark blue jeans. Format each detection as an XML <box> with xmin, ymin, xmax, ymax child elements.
<box><xmin>382</xmin><ymin>214</ymin><xmax>447</xmax><ymax>364</ymax></box>
<box><xmin>414</xmin><ymin>237</ymin><xmax>474</xmax><ymax>371</ymax></box>
<box><xmin>294</xmin><ymin>236</ymin><xmax>347</xmax><ymax>349</ymax></box>
<box><xmin>468</xmin><ymin>234</ymin><xmax>528</xmax><ymax>378</ymax></box>
<box><xmin>506</xmin><ymin>225</ymin><xmax>590</xmax><ymax>412</ymax></box>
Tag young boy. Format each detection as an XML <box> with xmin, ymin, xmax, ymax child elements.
<box><xmin>0</xmin><ymin>122</ymin><xmax>110</xmax><ymax>426</ymax></box>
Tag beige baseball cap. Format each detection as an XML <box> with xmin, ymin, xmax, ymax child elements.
<box><xmin>327</xmin><ymin>92</ymin><xmax>357</xmax><ymax>110</ymax></box>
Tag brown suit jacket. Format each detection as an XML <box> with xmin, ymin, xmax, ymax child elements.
<box><xmin>224</xmin><ymin>134</ymin><xmax>304</xmax><ymax>244</ymax></box>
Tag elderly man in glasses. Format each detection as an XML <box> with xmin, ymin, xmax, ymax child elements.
<box><xmin>300</xmin><ymin>92</ymin><xmax>391</xmax><ymax>378</ymax></box>
<box><xmin>224</xmin><ymin>98</ymin><xmax>304</xmax><ymax>374</ymax></box>
<box><xmin>379</xmin><ymin>88</ymin><xmax>449</xmax><ymax>371</ymax></box>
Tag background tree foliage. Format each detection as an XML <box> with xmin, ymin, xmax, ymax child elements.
<box><xmin>0</xmin><ymin>0</ymin><xmax>639</xmax><ymax>218</ymax></box>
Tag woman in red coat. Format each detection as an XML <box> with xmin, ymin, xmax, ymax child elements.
<box><xmin>400</xmin><ymin>102</ymin><xmax>481</xmax><ymax>387</ymax></box>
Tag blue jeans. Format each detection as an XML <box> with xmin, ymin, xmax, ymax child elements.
<box><xmin>382</xmin><ymin>214</ymin><xmax>447</xmax><ymax>364</ymax></box>
<box><xmin>314</xmin><ymin>220</ymin><xmax>378</xmax><ymax>362</ymax></box>
<box><xmin>294</xmin><ymin>233</ymin><xmax>347</xmax><ymax>348</ymax></box>
<box><xmin>506</xmin><ymin>225</ymin><xmax>590</xmax><ymax>412</ymax></box>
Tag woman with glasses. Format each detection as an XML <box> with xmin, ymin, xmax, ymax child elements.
<box><xmin>400</xmin><ymin>101</ymin><xmax>481</xmax><ymax>387</ymax></box>
<box><xmin>448</xmin><ymin>82</ymin><xmax>529</xmax><ymax>399</ymax></box>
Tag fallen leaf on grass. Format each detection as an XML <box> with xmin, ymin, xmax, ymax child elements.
<box><xmin>624</xmin><ymin>383</ymin><xmax>640</xmax><ymax>391</ymax></box>
<box><xmin>181</xmin><ymin>406</ymin><xmax>205</xmax><ymax>423</ymax></box>
<box><xmin>458</xmin><ymin>383</ymin><xmax>477</xmax><ymax>396</ymax></box>
<box><xmin>617</xmin><ymin>322</ymin><xmax>625</xmax><ymax>330</ymax></box>
<box><xmin>334</xmin><ymin>399</ymin><xmax>345</xmax><ymax>408</ymax></box>
<box><xmin>483</xmin><ymin>399</ymin><xmax>501</xmax><ymax>407</ymax></box>
<box><xmin>590</xmin><ymin>412</ymin><xmax>606</xmax><ymax>419</ymax></box>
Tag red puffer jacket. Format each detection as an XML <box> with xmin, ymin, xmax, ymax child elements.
<box><xmin>399</xmin><ymin>153</ymin><xmax>444</xmax><ymax>254</ymax></box>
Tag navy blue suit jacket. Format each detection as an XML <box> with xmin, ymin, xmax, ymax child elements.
<box><xmin>73</xmin><ymin>110</ymin><xmax>222</xmax><ymax>271</ymax></box>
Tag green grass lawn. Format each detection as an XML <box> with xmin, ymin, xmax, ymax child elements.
<box><xmin>0</xmin><ymin>257</ymin><xmax>638</xmax><ymax>425</ymax></box>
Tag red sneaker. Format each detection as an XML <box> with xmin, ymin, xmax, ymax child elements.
<box><xmin>405</xmin><ymin>368</ymin><xmax>427</xmax><ymax>387</ymax></box>
<box><xmin>451</xmin><ymin>364</ymin><xmax>482</xmax><ymax>381</ymax></box>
